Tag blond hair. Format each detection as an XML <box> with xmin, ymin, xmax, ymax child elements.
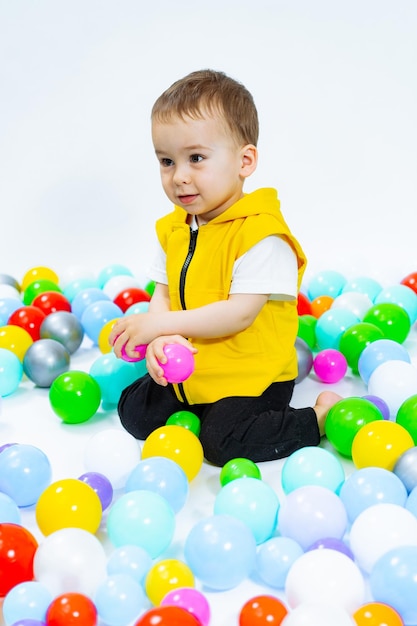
<box><xmin>151</xmin><ymin>69</ymin><xmax>259</xmax><ymax>146</ymax></box>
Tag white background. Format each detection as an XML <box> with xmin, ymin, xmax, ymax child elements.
<box><xmin>1</xmin><ymin>2</ymin><xmax>417</xmax><ymax>625</ymax></box>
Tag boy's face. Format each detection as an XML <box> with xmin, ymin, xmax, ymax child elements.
<box><xmin>152</xmin><ymin>112</ymin><xmax>257</xmax><ymax>224</ymax></box>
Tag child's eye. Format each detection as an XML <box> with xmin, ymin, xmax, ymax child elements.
<box><xmin>190</xmin><ymin>154</ymin><xmax>203</xmax><ymax>163</ymax></box>
<box><xmin>160</xmin><ymin>158</ymin><xmax>174</xmax><ymax>167</ymax></box>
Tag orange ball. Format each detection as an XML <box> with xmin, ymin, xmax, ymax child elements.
<box><xmin>310</xmin><ymin>295</ymin><xmax>334</xmax><ymax>318</ymax></box>
<box><xmin>353</xmin><ymin>601</ymin><xmax>404</xmax><ymax>626</ymax></box>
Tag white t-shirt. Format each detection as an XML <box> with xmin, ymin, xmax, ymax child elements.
<box><xmin>148</xmin><ymin>223</ymin><xmax>298</xmax><ymax>301</ymax></box>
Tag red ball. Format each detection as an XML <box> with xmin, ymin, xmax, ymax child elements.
<box><xmin>113</xmin><ymin>288</ymin><xmax>151</xmax><ymax>313</ymax></box>
<box><xmin>8</xmin><ymin>306</ymin><xmax>46</xmax><ymax>341</ymax></box>
<box><xmin>401</xmin><ymin>271</ymin><xmax>417</xmax><ymax>295</ymax></box>
<box><xmin>134</xmin><ymin>606</ymin><xmax>201</xmax><ymax>626</ymax></box>
<box><xmin>239</xmin><ymin>595</ymin><xmax>288</xmax><ymax>625</ymax></box>
<box><xmin>297</xmin><ymin>292</ymin><xmax>312</xmax><ymax>316</ymax></box>
<box><xmin>46</xmin><ymin>592</ymin><xmax>97</xmax><ymax>626</ymax></box>
<box><xmin>0</xmin><ymin>523</ymin><xmax>38</xmax><ymax>597</ymax></box>
<box><xmin>32</xmin><ymin>291</ymin><xmax>72</xmax><ymax>315</ymax></box>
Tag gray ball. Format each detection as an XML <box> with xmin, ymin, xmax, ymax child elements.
<box><xmin>295</xmin><ymin>337</ymin><xmax>314</xmax><ymax>384</ymax></box>
<box><xmin>40</xmin><ymin>311</ymin><xmax>84</xmax><ymax>354</ymax></box>
<box><xmin>23</xmin><ymin>339</ymin><xmax>70</xmax><ymax>387</ymax></box>
<box><xmin>393</xmin><ymin>446</ymin><xmax>417</xmax><ymax>493</ymax></box>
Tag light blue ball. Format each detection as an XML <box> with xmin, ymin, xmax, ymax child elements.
<box><xmin>90</xmin><ymin>352</ymin><xmax>141</xmax><ymax>407</ymax></box>
<box><xmin>339</xmin><ymin>466</ymin><xmax>408</xmax><ymax>523</ymax></box>
<box><xmin>71</xmin><ymin>287</ymin><xmax>110</xmax><ymax>320</ymax></box>
<box><xmin>214</xmin><ymin>477</ymin><xmax>279</xmax><ymax>544</ymax></box>
<box><xmin>358</xmin><ymin>338</ymin><xmax>411</xmax><ymax>384</ymax></box>
<box><xmin>94</xmin><ymin>574</ymin><xmax>148</xmax><ymax>626</ymax></box>
<box><xmin>315</xmin><ymin>308</ymin><xmax>360</xmax><ymax>350</ymax></box>
<box><xmin>256</xmin><ymin>536</ymin><xmax>304</xmax><ymax>589</ymax></box>
<box><xmin>3</xmin><ymin>581</ymin><xmax>52</xmax><ymax>625</ymax></box>
<box><xmin>342</xmin><ymin>276</ymin><xmax>383</xmax><ymax>302</ymax></box>
<box><xmin>125</xmin><ymin>301</ymin><xmax>149</xmax><ymax>316</ymax></box>
<box><xmin>107</xmin><ymin>545</ymin><xmax>152</xmax><ymax>586</ymax></box>
<box><xmin>63</xmin><ymin>277</ymin><xmax>98</xmax><ymax>302</ymax></box>
<box><xmin>0</xmin><ymin>443</ymin><xmax>52</xmax><ymax>506</ymax></box>
<box><xmin>107</xmin><ymin>490</ymin><xmax>175</xmax><ymax>559</ymax></box>
<box><xmin>370</xmin><ymin>545</ymin><xmax>417</xmax><ymax>624</ymax></box>
<box><xmin>184</xmin><ymin>514</ymin><xmax>257</xmax><ymax>590</ymax></box>
<box><xmin>81</xmin><ymin>300</ymin><xmax>123</xmax><ymax>344</ymax></box>
<box><xmin>0</xmin><ymin>297</ymin><xmax>22</xmax><ymax>325</ymax></box>
<box><xmin>0</xmin><ymin>491</ymin><xmax>21</xmax><ymax>523</ymax></box>
<box><xmin>0</xmin><ymin>347</ymin><xmax>23</xmax><ymax>396</ymax></box>
<box><xmin>125</xmin><ymin>457</ymin><xmax>189</xmax><ymax>513</ymax></box>
<box><xmin>375</xmin><ymin>284</ymin><xmax>417</xmax><ymax>324</ymax></box>
<box><xmin>281</xmin><ymin>446</ymin><xmax>345</xmax><ymax>495</ymax></box>
<box><xmin>406</xmin><ymin>486</ymin><xmax>417</xmax><ymax>517</ymax></box>
<box><xmin>98</xmin><ymin>264</ymin><xmax>133</xmax><ymax>289</ymax></box>
<box><xmin>307</xmin><ymin>270</ymin><xmax>347</xmax><ymax>300</ymax></box>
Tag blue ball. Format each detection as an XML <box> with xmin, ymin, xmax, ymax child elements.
<box><xmin>63</xmin><ymin>277</ymin><xmax>98</xmax><ymax>302</ymax></box>
<box><xmin>71</xmin><ymin>288</ymin><xmax>110</xmax><ymax>320</ymax></box>
<box><xmin>342</xmin><ymin>276</ymin><xmax>383</xmax><ymax>302</ymax></box>
<box><xmin>358</xmin><ymin>338</ymin><xmax>411</xmax><ymax>384</ymax></box>
<box><xmin>107</xmin><ymin>545</ymin><xmax>152</xmax><ymax>586</ymax></box>
<box><xmin>307</xmin><ymin>270</ymin><xmax>347</xmax><ymax>300</ymax></box>
<box><xmin>0</xmin><ymin>297</ymin><xmax>22</xmax><ymax>325</ymax></box>
<box><xmin>0</xmin><ymin>444</ymin><xmax>52</xmax><ymax>506</ymax></box>
<box><xmin>0</xmin><ymin>491</ymin><xmax>21</xmax><ymax>524</ymax></box>
<box><xmin>81</xmin><ymin>300</ymin><xmax>123</xmax><ymax>344</ymax></box>
<box><xmin>315</xmin><ymin>308</ymin><xmax>360</xmax><ymax>350</ymax></box>
<box><xmin>0</xmin><ymin>347</ymin><xmax>23</xmax><ymax>396</ymax></box>
<box><xmin>98</xmin><ymin>264</ymin><xmax>133</xmax><ymax>289</ymax></box>
<box><xmin>281</xmin><ymin>446</ymin><xmax>345</xmax><ymax>494</ymax></box>
<box><xmin>94</xmin><ymin>574</ymin><xmax>148</xmax><ymax>626</ymax></box>
<box><xmin>3</xmin><ymin>582</ymin><xmax>52</xmax><ymax>625</ymax></box>
<box><xmin>89</xmin><ymin>352</ymin><xmax>141</xmax><ymax>407</ymax></box>
<box><xmin>375</xmin><ymin>284</ymin><xmax>417</xmax><ymax>324</ymax></box>
<box><xmin>184</xmin><ymin>514</ymin><xmax>257</xmax><ymax>590</ymax></box>
<box><xmin>125</xmin><ymin>457</ymin><xmax>189</xmax><ymax>513</ymax></box>
<box><xmin>256</xmin><ymin>536</ymin><xmax>304</xmax><ymax>589</ymax></box>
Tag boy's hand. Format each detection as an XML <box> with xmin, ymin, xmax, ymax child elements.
<box><xmin>109</xmin><ymin>313</ymin><xmax>157</xmax><ymax>358</ymax></box>
<box><xmin>146</xmin><ymin>335</ymin><xmax>197</xmax><ymax>386</ymax></box>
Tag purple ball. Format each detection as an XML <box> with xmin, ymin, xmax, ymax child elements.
<box><xmin>306</xmin><ymin>536</ymin><xmax>354</xmax><ymax>560</ymax></box>
<box><xmin>78</xmin><ymin>471</ymin><xmax>113</xmax><ymax>510</ymax></box>
<box><xmin>362</xmin><ymin>395</ymin><xmax>390</xmax><ymax>420</ymax></box>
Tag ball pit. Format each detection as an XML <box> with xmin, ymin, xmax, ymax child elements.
<box><xmin>3</xmin><ymin>264</ymin><xmax>417</xmax><ymax>625</ymax></box>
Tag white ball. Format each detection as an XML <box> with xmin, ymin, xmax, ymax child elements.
<box><xmin>84</xmin><ymin>428</ymin><xmax>142</xmax><ymax>489</ymax></box>
<box><xmin>102</xmin><ymin>275</ymin><xmax>143</xmax><ymax>299</ymax></box>
<box><xmin>331</xmin><ymin>292</ymin><xmax>373</xmax><ymax>320</ymax></box>
<box><xmin>368</xmin><ymin>360</ymin><xmax>417</xmax><ymax>418</ymax></box>
<box><xmin>282</xmin><ymin>603</ymin><xmax>356</xmax><ymax>626</ymax></box>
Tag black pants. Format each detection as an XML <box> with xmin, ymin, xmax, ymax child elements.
<box><xmin>118</xmin><ymin>374</ymin><xmax>320</xmax><ymax>467</ymax></box>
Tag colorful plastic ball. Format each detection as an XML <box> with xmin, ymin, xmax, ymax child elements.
<box><xmin>120</xmin><ymin>342</ymin><xmax>147</xmax><ymax>362</ymax></box>
<box><xmin>46</xmin><ymin>592</ymin><xmax>97</xmax><ymax>626</ymax></box>
<box><xmin>23</xmin><ymin>280</ymin><xmax>62</xmax><ymax>306</ymax></box>
<box><xmin>406</xmin><ymin>485</ymin><xmax>417</xmax><ymax>517</ymax></box>
<box><xmin>0</xmin><ymin>523</ymin><xmax>38</xmax><ymax>597</ymax></box>
<box><xmin>310</xmin><ymin>295</ymin><xmax>334</xmax><ymax>318</ymax></box>
<box><xmin>102</xmin><ymin>276</ymin><xmax>142</xmax><ymax>300</ymax></box>
<box><xmin>256</xmin><ymin>536</ymin><xmax>304</xmax><ymax>589</ymax></box>
<box><xmin>393</xmin><ymin>446</ymin><xmax>417</xmax><ymax>492</ymax></box>
<box><xmin>40</xmin><ymin>311</ymin><xmax>84</xmax><ymax>354</ymax></box>
<box><xmin>33</xmin><ymin>527</ymin><xmax>107</xmax><ymax>598</ymax></box>
<box><xmin>363</xmin><ymin>302</ymin><xmax>411</xmax><ymax>343</ymax></box>
<box><xmin>214</xmin><ymin>477</ymin><xmax>279</xmax><ymax>544</ymax></box>
<box><xmin>145</xmin><ymin>559</ymin><xmax>194</xmax><ymax>606</ymax></box>
<box><xmin>125</xmin><ymin>301</ymin><xmax>149</xmax><ymax>315</ymax></box>
<box><xmin>396</xmin><ymin>394</ymin><xmax>417</xmax><ymax>443</ymax></box>
<box><xmin>220</xmin><ymin>457</ymin><xmax>261</xmax><ymax>486</ymax></box>
<box><xmin>369</xmin><ymin>545</ymin><xmax>417</xmax><ymax>624</ymax></box>
<box><xmin>306</xmin><ymin>536</ymin><xmax>354</xmax><ymax>560</ymax></box>
<box><xmin>134</xmin><ymin>606</ymin><xmax>201</xmax><ymax>626</ymax></box>
<box><xmin>184</xmin><ymin>514</ymin><xmax>257</xmax><ymax>590</ymax></box>
<box><xmin>106</xmin><ymin>490</ymin><xmax>175</xmax><ymax>559</ymax></box>
<box><xmin>315</xmin><ymin>308</ymin><xmax>360</xmax><ymax>350</ymax></box>
<box><xmin>158</xmin><ymin>344</ymin><xmax>195</xmax><ymax>383</ymax></box>
<box><xmin>307</xmin><ymin>270</ymin><xmax>347</xmax><ymax>300</ymax></box>
<box><xmin>63</xmin><ymin>278</ymin><xmax>98</xmax><ymax>302</ymax></box>
<box><xmin>32</xmin><ymin>291</ymin><xmax>72</xmax><ymax>316</ymax></box>
<box><xmin>71</xmin><ymin>288</ymin><xmax>110</xmax><ymax>320</ymax></box>
<box><xmin>0</xmin><ymin>491</ymin><xmax>21</xmax><ymax>524</ymax></box>
<box><xmin>0</xmin><ymin>297</ymin><xmax>22</xmax><ymax>324</ymax></box>
<box><xmin>97</xmin><ymin>318</ymin><xmax>119</xmax><ymax>354</ymax></box>
<box><xmin>21</xmin><ymin>266</ymin><xmax>59</xmax><ymax>292</ymax></box>
<box><xmin>280</xmin><ymin>603</ymin><xmax>356</xmax><ymax>626</ymax></box>
<box><xmin>353</xmin><ymin>601</ymin><xmax>404</xmax><ymax>626</ymax></box>
<box><xmin>339</xmin><ymin>322</ymin><xmax>384</xmax><ymax>373</ymax></box>
<box><xmin>106</xmin><ymin>545</ymin><xmax>152</xmax><ymax>586</ymax></box>
<box><xmin>342</xmin><ymin>276</ymin><xmax>383</xmax><ymax>301</ymax></box>
<box><xmin>297</xmin><ymin>292</ymin><xmax>312</xmax><ymax>316</ymax></box>
<box><xmin>0</xmin><ymin>273</ymin><xmax>21</xmax><ymax>292</ymax></box>
<box><xmin>277</xmin><ymin>485</ymin><xmax>347</xmax><ymax>550</ymax></box>
<box><xmin>83</xmin><ymin>428</ymin><xmax>141</xmax><ymax>490</ymax></box>
<box><xmin>352</xmin><ymin>420</ymin><xmax>414</xmax><ymax>471</ymax></box>
<box><xmin>125</xmin><ymin>456</ymin><xmax>189</xmax><ymax>513</ymax></box>
<box><xmin>161</xmin><ymin>588</ymin><xmax>210</xmax><ymax>626</ymax></box>
<box><xmin>401</xmin><ymin>271</ymin><xmax>417</xmax><ymax>295</ymax></box>
<box><xmin>8</xmin><ymin>306</ymin><xmax>46</xmax><ymax>341</ymax></box>
<box><xmin>113</xmin><ymin>287</ymin><xmax>151</xmax><ymax>313</ymax></box>
<box><xmin>0</xmin><ymin>347</ymin><xmax>23</xmax><ymax>396</ymax></box>
<box><xmin>166</xmin><ymin>410</ymin><xmax>201</xmax><ymax>436</ymax></box>
<box><xmin>239</xmin><ymin>595</ymin><xmax>288</xmax><ymax>625</ymax></box>
<box><xmin>23</xmin><ymin>339</ymin><xmax>70</xmax><ymax>388</ymax></box>
<box><xmin>296</xmin><ymin>315</ymin><xmax>316</xmax><ymax>349</ymax></box>
<box><xmin>368</xmin><ymin>360</ymin><xmax>417</xmax><ymax>418</ymax></box>
<box><xmin>284</xmin><ymin>548</ymin><xmax>365</xmax><ymax>613</ymax></box>
<box><xmin>339</xmin><ymin>466</ymin><xmax>408</xmax><ymax>523</ymax></box>
<box><xmin>281</xmin><ymin>446</ymin><xmax>345</xmax><ymax>494</ymax></box>
<box><xmin>49</xmin><ymin>370</ymin><xmax>101</xmax><ymax>424</ymax></box>
<box><xmin>313</xmin><ymin>348</ymin><xmax>347</xmax><ymax>383</ymax></box>
<box><xmin>94</xmin><ymin>574</ymin><xmax>146</xmax><ymax>626</ymax></box>
<box><xmin>3</xmin><ymin>581</ymin><xmax>53</xmax><ymax>625</ymax></box>
<box><xmin>97</xmin><ymin>264</ymin><xmax>134</xmax><ymax>289</ymax></box>
<box><xmin>141</xmin><ymin>425</ymin><xmax>203</xmax><ymax>481</ymax></box>
<box><xmin>294</xmin><ymin>337</ymin><xmax>313</xmax><ymax>383</ymax></box>
<box><xmin>81</xmin><ymin>301</ymin><xmax>123</xmax><ymax>345</ymax></box>
<box><xmin>36</xmin><ymin>478</ymin><xmax>102</xmax><ymax>536</ymax></box>
<box><xmin>349</xmin><ymin>503</ymin><xmax>417</xmax><ymax>574</ymax></box>
<box><xmin>0</xmin><ymin>284</ymin><xmax>21</xmax><ymax>300</ymax></box>
<box><xmin>89</xmin><ymin>352</ymin><xmax>140</xmax><ymax>407</ymax></box>
<box><xmin>78</xmin><ymin>472</ymin><xmax>113</xmax><ymax>511</ymax></box>
<box><xmin>325</xmin><ymin>397</ymin><xmax>383</xmax><ymax>458</ymax></box>
<box><xmin>0</xmin><ymin>443</ymin><xmax>52</xmax><ymax>507</ymax></box>
<box><xmin>0</xmin><ymin>325</ymin><xmax>33</xmax><ymax>361</ymax></box>
<box><xmin>358</xmin><ymin>338</ymin><xmax>411</xmax><ymax>385</ymax></box>
<box><xmin>375</xmin><ymin>283</ymin><xmax>417</xmax><ymax>324</ymax></box>
<box><xmin>9</xmin><ymin>620</ymin><xmax>46</xmax><ymax>626</ymax></box>
<box><xmin>362</xmin><ymin>394</ymin><xmax>390</xmax><ymax>419</ymax></box>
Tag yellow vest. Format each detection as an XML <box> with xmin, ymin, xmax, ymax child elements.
<box><xmin>155</xmin><ymin>188</ymin><xmax>307</xmax><ymax>404</ymax></box>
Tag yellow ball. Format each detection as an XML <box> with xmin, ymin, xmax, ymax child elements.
<box><xmin>36</xmin><ymin>478</ymin><xmax>102</xmax><ymax>535</ymax></box>
<box><xmin>141</xmin><ymin>425</ymin><xmax>204</xmax><ymax>481</ymax></box>
<box><xmin>98</xmin><ymin>317</ymin><xmax>120</xmax><ymax>354</ymax></box>
<box><xmin>21</xmin><ymin>265</ymin><xmax>59</xmax><ymax>292</ymax></box>
<box><xmin>352</xmin><ymin>420</ymin><xmax>414</xmax><ymax>471</ymax></box>
<box><xmin>0</xmin><ymin>325</ymin><xmax>33</xmax><ymax>361</ymax></box>
<box><xmin>145</xmin><ymin>558</ymin><xmax>195</xmax><ymax>606</ymax></box>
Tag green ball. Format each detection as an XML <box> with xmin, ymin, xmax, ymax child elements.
<box><xmin>49</xmin><ymin>370</ymin><xmax>101</xmax><ymax>423</ymax></box>
<box><xmin>325</xmin><ymin>397</ymin><xmax>383</xmax><ymax>458</ymax></box>
<box><xmin>166</xmin><ymin>410</ymin><xmax>201</xmax><ymax>436</ymax></box>
<box><xmin>297</xmin><ymin>314</ymin><xmax>317</xmax><ymax>349</ymax></box>
<box><xmin>363</xmin><ymin>302</ymin><xmax>411</xmax><ymax>344</ymax></box>
<box><xmin>397</xmin><ymin>394</ymin><xmax>417</xmax><ymax>444</ymax></box>
<box><xmin>23</xmin><ymin>279</ymin><xmax>62</xmax><ymax>305</ymax></box>
<box><xmin>339</xmin><ymin>322</ymin><xmax>384</xmax><ymax>374</ymax></box>
<box><xmin>220</xmin><ymin>457</ymin><xmax>262</xmax><ymax>486</ymax></box>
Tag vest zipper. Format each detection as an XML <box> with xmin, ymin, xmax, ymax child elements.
<box><xmin>177</xmin><ymin>227</ymin><xmax>198</xmax><ymax>404</ymax></box>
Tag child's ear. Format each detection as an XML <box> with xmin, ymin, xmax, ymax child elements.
<box><xmin>240</xmin><ymin>144</ymin><xmax>258</xmax><ymax>178</ymax></box>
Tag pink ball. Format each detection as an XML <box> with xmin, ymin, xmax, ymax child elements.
<box><xmin>313</xmin><ymin>349</ymin><xmax>347</xmax><ymax>383</ymax></box>
<box><xmin>158</xmin><ymin>344</ymin><xmax>195</xmax><ymax>383</ymax></box>
<box><xmin>161</xmin><ymin>587</ymin><xmax>211</xmax><ymax>626</ymax></box>
<box><xmin>121</xmin><ymin>343</ymin><xmax>147</xmax><ymax>362</ymax></box>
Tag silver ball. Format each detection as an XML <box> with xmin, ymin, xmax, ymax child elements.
<box><xmin>23</xmin><ymin>339</ymin><xmax>70</xmax><ymax>387</ymax></box>
<box><xmin>393</xmin><ymin>446</ymin><xmax>417</xmax><ymax>493</ymax></box>
<box><xmin>40</xmin><ymin>311</ymin><xmax>84</xmax><ymax>354</ymax></box>
<box><xmin>295</xmin><ymin>337</ymin><xmax>314</xmax><ymax>384</ymax></box>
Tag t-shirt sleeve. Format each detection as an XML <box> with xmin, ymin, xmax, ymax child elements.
<box><xmin>147</xmin><ymin>242</ymin><xmax>168</xmax><ymax>285</ymax></box>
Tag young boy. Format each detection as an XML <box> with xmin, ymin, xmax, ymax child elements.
<box><xmin>110</xmin><ymin>69</ymin><xmax>341</xmax><ymax>466</ymax></box>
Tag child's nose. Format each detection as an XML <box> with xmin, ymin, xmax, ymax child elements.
<box><xmin>173</xmin><ymin>163</ymin><xmax>191</xmax><ymax>185</ymax></box>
